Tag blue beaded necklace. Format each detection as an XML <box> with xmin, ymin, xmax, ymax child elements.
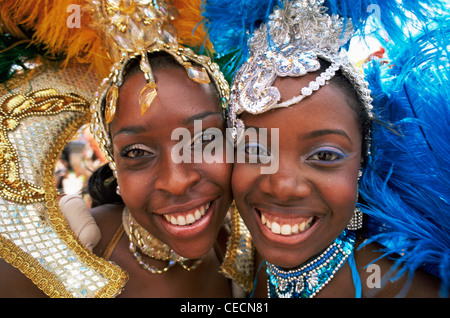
<box><xmin>266</xmin><ymin>229</ymin><xmax>356</xmax><ymax>298</ymax></box>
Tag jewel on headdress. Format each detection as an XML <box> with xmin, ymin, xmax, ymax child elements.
<box><xmin>140</xmin><ymin>52</ymin><xmax>152</xmax><ymax>74</ymax></box>
<box><xmin>184</xmin><ymin>62</ymin><xmax>211</xmax><ymax>84</ymax></box>
<box><xmin>139</xmin><ymin>81</ymin><xmax>158</xmax><ymax>116</ymax></box>
<box><xmin>137</xmin><ymin>51</ymin><xmax>159</xmax><ymax>116</ymax></box>
<box><xmin>227</xmin><ymin>0</ymin><xmax>373</xmax><ymax>137</ymax></box>
<box><xmin>105</xmin><ymin>84</ymin><xmax>119</xmax><ymax>123</ymax></box>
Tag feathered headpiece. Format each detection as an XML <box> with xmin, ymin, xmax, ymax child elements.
<box><xmin>202</xmin><ymin>0</ymin><xmax>447</xmax><ymax>80</ymax></box>
<box><xmin>86</xmin><ymin>0</ymin><xmax>229</xmax><ymax>174</ymax></box>
<box><xmin>203</xmin><ymin>0</ymin><xmax>375</xmax><ymax>158</ymax></box>
<box><xmin>203</xmin><ymin>0</ymin><xmax>449</xmax><ymax>296</ymax></box>
<box><xmin>0</xmin><ymin>0</ymin><xmax>213</xmax><ymax>80</ymax></box>
<box><xmin>359</xmin><ymin>22</ymin><xmax>450</xmax><ymax>296</ymax></box>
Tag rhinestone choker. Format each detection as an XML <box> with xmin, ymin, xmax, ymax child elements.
<box><xmin>266</xmin><ymin>229</ymin><xmax>356</xmax><ymax>298</ymax></box>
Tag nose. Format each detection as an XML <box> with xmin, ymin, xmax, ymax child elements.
<box><xmin>258</xmin><ymin>160</ymin><xmax>311</xmax><ymax>202</ymax></box>
<box><xmin>154</xmin><ymin>157</ymin><xmax>201</xmax><ymax>196</ymax></box>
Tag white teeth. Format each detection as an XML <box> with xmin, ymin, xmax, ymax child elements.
<box><xmin>186</xmin><ymin>214</ymin><xmax>196</xmax><ymax>224</ymax></box>
<box><xmin>163</xmin><ymin>202</ymin><xmax>210</xmax><ymax>226</ymax></box>
<box><xmin>299</xmin><ymin>220</ymin><xmax>306</xmax><ymax>232</ymax></box>
<box><xmin>260</xmin><ymin>212</ymin><xmax>315</xmax><ymax>235</ymax></box>
<box><xmin>281</xmin><ymin>224</ymin><xmax>291</xmax><ymax>235</ymax></box>
<box><xmin>271</xmin><ymin>222</ymin><xmax>281</xmax><ymax>234</ymax></box>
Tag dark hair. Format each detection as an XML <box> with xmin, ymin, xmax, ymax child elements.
<box><xmin>124</xmin><ymin>51</ymin><xmax>183</xmax><ymax>78</ymax></box>
<box><xmin>124</xmin><ymin>51</ymin><xmax>221</xmax><ymax>101</ymax></box>
<box><xmin>88</xmin><ymin>51</ymin><xmax>221</xmax><ymax>206</ymax></box>
<box><xmin>87</xmin><ymin>163</ymin><xmax>123</xmax><ymax>207</ymax></box>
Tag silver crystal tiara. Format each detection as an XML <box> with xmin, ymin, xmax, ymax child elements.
<box><xmin>228</xmin><ymin>0</ymin><xmax>373</xmax><ymax>143</ymax></box>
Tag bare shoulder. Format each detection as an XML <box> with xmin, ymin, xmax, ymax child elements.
<box><xmin>0</xmin><ymin>257</ymin><xmax>47</xmax><ymax>297</ymax></box>
<box><xmin>90</xmin><ymin>203</ymin><xmax>124</xmax><ymax>224</ymax></box>
<box><xmin>355</xmin><ymin>239</ymin><xmax>442</xmax><ymax>298</ymax></box>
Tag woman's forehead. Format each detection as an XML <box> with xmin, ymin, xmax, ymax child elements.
<box><xmin>241</xmin><ymin>80</ymin><xmax>357</xmax><ymax>126</ymax></box>
<box><xmin>113</xmin><ymin>69</ymin><xmax>222</xmax><ymax>130</ymax></box>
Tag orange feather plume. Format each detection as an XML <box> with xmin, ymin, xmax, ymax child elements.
<box><xmin>0</xmin><ymin>0</ymin><xmax>111</xmax><ymax>78</ymax></box>
<box><xmin>171</xmin><ymin>0</ymin><xmax>214</xmax><ymax>54</ymax></box>
<box><xmin>0</xmin><ymin>0</ymin><xmax>214</xmax><ymax>78</ymax></box>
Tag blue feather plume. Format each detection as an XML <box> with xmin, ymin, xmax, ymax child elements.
<box><xmin>359</xmin><ymin>21</ymin><xmax>450</xmax><ymax>296</ymax></box>
<box><xmin>324</xmin><ymin>0</ymin><xmax>448</xmax><ymax>42</ymax></box>
<box><xmin>202</xmin><ymin>0</ymin><xmax>448</xmax><ymax>80</ymax></box>
<box><xmin>201</xmin><ymin>0</ymin><xmax>281</xmax><ymax>80</ymax></box>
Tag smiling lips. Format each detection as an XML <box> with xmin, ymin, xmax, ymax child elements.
<box><xmin>163</xmin><ymin>202</ymin><xmax>211</xmax><ymax>226</ymax></box>
<box><xmin>259</xmin><ymin>210</ymin><xmax>316</xmax><ymax>236</ymax></box>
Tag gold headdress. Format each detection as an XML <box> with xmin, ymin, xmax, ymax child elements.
<box><xmin>87</xmin><ymin>0</ymin><xmax>230</xmax><ymax>172</ymax></box>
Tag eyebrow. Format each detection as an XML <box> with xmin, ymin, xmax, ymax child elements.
<box><xmin>112</xmin><ymin>111</ymin><xmax>223</xmax><ymax>139</ymax></box>
<box><xmin>180</xmin><ymin>111</ymin><xmax>223</xmax><ymax>125</ymax></box>
<box><xmin>244</xmin><ymin>126</ymin><xmax>352</xmax><ymax>144</ymax></box>
<box><xmin>304</xmin><ymin>129</ymin><xmax>353</xmax><ymax>144</ymax></box>
<box><xmin>112</xmin><ymin>125</ymin><xmax>147</xmax><ymax>139</ymax></box>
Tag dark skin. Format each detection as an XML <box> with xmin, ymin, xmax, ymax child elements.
<box><xmin>93</xmin><ymin>65</ymin><xmax>233</xmax><ymax>297</ymax></box>
<box><xmin>233</xmin><ymin>71</ymin><xmax>442</xmax><ymax>298</ymax></box>
<box><xmin>91</xmin><ymin>204</ymin><xmax>231</xmax><ymax>297</ymax></box>
<box><xmin>0</xmin><ymin>63</ymin><xmax>233</xmax><ymax>298</ymax></box>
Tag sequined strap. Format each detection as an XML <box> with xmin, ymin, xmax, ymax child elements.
<box><xmin>102</xmin><ymin>225</ymin><xmax>125</xmax><ymax>261</ymax></box>
<box><xmin>219</xmin><ymin>203</ymin><xmax>255</xmax><ymax>294</ymax></box>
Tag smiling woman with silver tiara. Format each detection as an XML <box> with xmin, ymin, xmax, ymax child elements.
<box><xmin>203</xmin><ymin>0</ymin><xmax>449</xmax><ymax>298</ymax></box>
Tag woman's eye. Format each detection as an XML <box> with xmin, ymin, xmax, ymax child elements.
<box><xmin>308</xmin><ymin>149</ymin><xmax>346</xmax><ymax>162</ymax></box>
<box><xmin>192</xmin><ymin>131</ymin><xmax>216</xmax><ymax>147</ymax></box>
<box><xmin>121</xmin><ymin>146</ymin><xmax>154</xmax><ymax>158</ymax></box>
<box><xmin>245</xmin><ymin>143</ymin><xmax>270</xmax><ymax>158</ymax></box>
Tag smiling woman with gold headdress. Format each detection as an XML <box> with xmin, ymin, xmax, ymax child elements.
<box><xmin>202</xmin><ymin>0</ymin><xmax>449</xmax><ymax>298</ymax></box>
<box><xmin>0</xmin><ymin>0</ymin><xmax>254</xmax><ymax>298</ymax></box>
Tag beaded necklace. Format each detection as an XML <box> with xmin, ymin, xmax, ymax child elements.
<box><xmin>266</xmin><ymin>229</ymin><xmax>356</xmax><ymax>298</ymax></box>
<box><xmin>123</xmin><ymin>208</ymin><xmax>203</xmax><ymax>274</ymax></box>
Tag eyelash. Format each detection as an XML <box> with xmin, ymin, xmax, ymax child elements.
<box><xmin>307</xmin><ymin>148</ymin><xmax>347</xmax><ymax>163</ymax></box>
<box><xmin>192</xmin><ymin>130</ymin><xmax>216</xmax><ymax>147</ymax></box>
<box><xmin>119</xmin><ymin>130</ymin><xmax>217</xmax><ymax>159</ymax></box>
<box><xmin>120</xmin><ymin>145</ymin><xmax>154</xmax><ymax>159</ymax></box>
<box><xmin>244</xmin><ymin>143</ymin><xmax>270</xmax><ymax>158</ymax></box>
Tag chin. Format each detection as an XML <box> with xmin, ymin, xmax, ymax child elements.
<box><xmin>171</xmin><ymin>236</ymin><xmax>216</xmax><ymax>260</ymax></box>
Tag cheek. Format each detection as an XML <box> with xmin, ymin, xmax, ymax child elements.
<box><xmin>112</xmin><ymin>143</ymin><xmax>153</xmax><ymax>208</ymax></box>
<box><xmin>210</xmin><ymin>162</ymin><xmax>233</xmax><ymax>187</ymax></box>
<box><xmin>115</xmin><ymin>167</ymin><xmax>151</xmax><ymax>209</ymax></box>
<box><xmin>231</xmin><ymin>164</ymin><xmax>259</xmax><ymax>205</ymax></box>
<box><xmin>321</xmin><ymin>172</ymin><xmax>359</xmax><ymax>219</ymax></box>
<box><xmin>197</xmin><ymin>161</ymin><xmax>233</xmax><ymax>195</ymax></box>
